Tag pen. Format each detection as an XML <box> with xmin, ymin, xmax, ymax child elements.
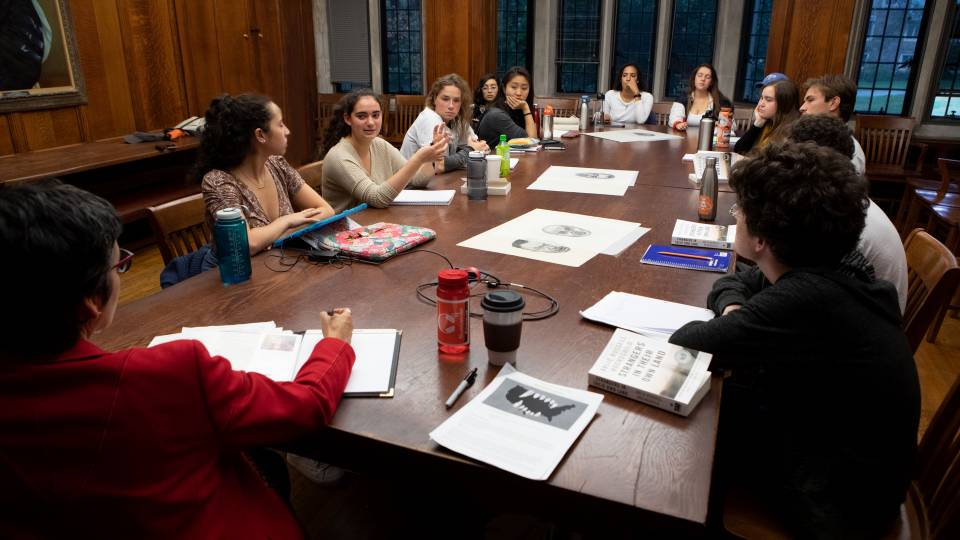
<box><xmin>658</xmin><ymin>251</ymin><xmax>714</xmax><ymax>261</ymax></box>
<box><xmin>445</xmin><ymin>367</ymin><xmax>478</xmax><ymax>408</ymax></box>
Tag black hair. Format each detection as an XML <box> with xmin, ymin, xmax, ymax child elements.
<box><xmin>612</xmin><ymin>63</ymin><xmax>646</xmax><ymax>93</ymax></box>
<box><xmin>492</xmin><ymin>66</ymin><xmax>535</xmax><ymax>126</ymax></box>
<box><xmin>729</xmin><ymin>141</ymin><xmax>867</xmax><ymax>269</ymax></box>
<box><xmin>473</xmin><ymin>73</ymin><xmax>500</xmax><ymax>107</ymax></box>
<box><xmin>0</xmin><ymin>180</ymin><xmax>121</xmax><ymax>358</ymax></box>
<box><xmin>192</xmin><ymin>93</ymin><xmax>273</xmax><ymax>182</ymax></box>
<box><xmin>789</xmin><ymin>115</ymin><xmax>855</xmax><ymax>159</ymax></box>
<box><xmin>320</xmin><ymin>89</ymin><xmax>383</xmax><ymax>157</ymax></box>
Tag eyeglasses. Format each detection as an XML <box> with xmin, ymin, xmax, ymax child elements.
<box><xmin>481</xmin><ymin>85</ymin><xmax>497</xmax><ymax>91</ymax></box>
<box><xmin>113</xmin><ymin>248</ymin><xmax>135</xmax><ymax>274</ymax></box>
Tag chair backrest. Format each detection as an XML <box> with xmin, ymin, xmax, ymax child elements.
<box><xmin>535</xmin><ymin>96</ymin><xmax>578</xmax><ymax>118</ymax></box>
<box><xmin>913</xmin><ymin>370</ymin><xmax>960</xmax><ymax>540</ymax></box>
<box><xmin>902</xmin><ymin>228</ymin><xmax>960</xmax><ymax>352</ymax></box>
<box><xmin>393</xmin><ymin>95</ymin><xmax>426</xmax><ymax>140</ymax></box>
<box><xmin>855</xmin><ymin>114</ymin><xmax>915</xmax><ymax>169</ymax></box>
<box><xmin>297</xmin><ymin>160</ymin><xmax>323</xmax><ymax>193</ymax></box>
<box><xmin>316</xmin><ymin>93</ymin><xmax>344</xmax><ymax>137</ymax></box>
<box><xmin>147</xmin><ymin>193</ymin><xmax>211</xmax><ymax>266</ymax></box>
<box><xmin>936</xmin><ymin>158</ymin><xmax>960</xmax><ymax>201</ymax></box>
<box><xmin>651</xmin><ymin>102</ymin><xmax>672</xmax><ymax>126</ymax></box>
<box><xmin>733</xmin><ymin>108</ymin><xmax>753</xmax><ymax>136</ymax></box>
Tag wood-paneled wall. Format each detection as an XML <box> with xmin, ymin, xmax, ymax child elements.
<box><xmin>423</xmin><ymin>0</ymin><xmax>497</xmax><ymax>93</ymax></box>
<box><xmin>765</xmin><ymin>0</ymin><xmax>858</xmax><ymax>86</ymax></box>
<box><xmin>0</xmin><ymin>0</ymin><xmax>316</xmax><ymax>165</ymax></box>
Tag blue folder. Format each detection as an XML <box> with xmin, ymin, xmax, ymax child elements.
<box><xmin>271</xmin><ymin>203</ymin><xmax>368</xmax><ymax>248</ymax></box>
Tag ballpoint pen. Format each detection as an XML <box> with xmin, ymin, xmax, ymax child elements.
<box><xmin>445</xmin><ymin>367</ymin><xmax>479</xmax><ymax>408</ymax></box>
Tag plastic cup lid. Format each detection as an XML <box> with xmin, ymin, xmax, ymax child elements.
<box><xmin>469</xmin><ymin>151</ymin><xmax>485</xmax><ymax>159</ymax></box>
<box><xmin>485</xmin><ymin>154</ymin><xmax>501</xmax><ymax>161</ymax></box>
<box><xmin>216</xmin><ymin>207</ymin><xmax>243</xmax><ymax>220</ymax></box>
<box><xmin>481</xmin><ymin>290</ymin><xmax>525</xmax><ymax>312</ymax></box>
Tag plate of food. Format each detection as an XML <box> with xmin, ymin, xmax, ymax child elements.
<box><xmin>507</xmin><ymin>137</ymin><xmax>539</xmax><ymax>148</ymax></box>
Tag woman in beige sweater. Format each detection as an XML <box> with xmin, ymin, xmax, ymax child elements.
<box><xmin>320</xmin><ymin>90</ymin><xmax>448</xmax><ymax>212</ymax></box>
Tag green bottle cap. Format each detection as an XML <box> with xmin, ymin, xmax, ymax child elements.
<box><xmin>499</xmin><ymin>134</ymin><xmax>507</xmax><ymax>142</ymax></box>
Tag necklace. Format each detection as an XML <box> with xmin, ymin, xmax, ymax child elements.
<box><xmin>235</xmin><ymin>165</ymin><xmax>267</xmax><ymax>189</ymax></box>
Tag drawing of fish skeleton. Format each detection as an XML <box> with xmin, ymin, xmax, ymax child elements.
<box><xmin>504</xmin><ymin>385</ymin><xmax>574</xmax><ymax>422</ymax></box>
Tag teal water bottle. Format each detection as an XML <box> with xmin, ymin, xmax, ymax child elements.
<box><xmin>495</xmin><ymin>134</ymin><xmax>510</xmax><ymax>178</ymax></box>
<box><xmin>213</xmin><ymin>207</ymin><xmax>251</xmax><ymax>285</ymax></box>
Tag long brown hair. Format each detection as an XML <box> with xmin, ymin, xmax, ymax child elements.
<box><xmin>757</xmin><ymin>79</ymin><xmax>801</xmax><ymax>149</ymax></box>
<box><xmin>320</xmin><ymin>89</ymin><xmax>383</xmax><ymax>156</ymax></box>
<box><xmin>425</xmin><ymin>73</ymin><xmax>473</xmax><ymax>144</ymax></box>
<box><xmin>686</xmin><ymin>63</ymin><xmax>721</xmax><ymax>114</ymax></box>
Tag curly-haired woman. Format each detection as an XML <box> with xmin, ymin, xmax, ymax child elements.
<box><xmin>196</xmin><ymin>94</ymin><xmax>335</xmax><ymax>255</ymax></box>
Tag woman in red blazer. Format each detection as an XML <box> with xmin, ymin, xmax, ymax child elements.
<box><xmin>0</xmin><ymin>180</ymin><xmax>356</xmax><ymax>539</ymax></box>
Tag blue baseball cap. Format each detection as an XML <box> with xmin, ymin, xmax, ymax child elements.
<box><xmin>756</xmin><ymin>72</ymin><xmax>789</xmax><ymax>88</ymax></box>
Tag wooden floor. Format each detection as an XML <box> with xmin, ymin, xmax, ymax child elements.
<box><xmin>120</xmin><ymin>244</ymin><xmax>960</xmax><ymax>539</ymax></box>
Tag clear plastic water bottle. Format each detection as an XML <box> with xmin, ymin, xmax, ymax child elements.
<box><xmin>213</xmin><ymin>207</ymin><xmax>251</xmax><ymax>285</ymax></box>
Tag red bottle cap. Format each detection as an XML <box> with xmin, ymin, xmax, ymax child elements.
<box><xmin>438</xmin><ymin>269</ymin><xmax>468</xmax><ymax>286</ymax></box>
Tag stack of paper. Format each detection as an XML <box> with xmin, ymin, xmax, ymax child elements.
<box><xmin>391</xmin><ymin>189</ymin><xmax>456</xmax><ymax>205</ymax></box>
<box><xmin>149</xmin><ymin>322</ymin><xmax>401</xmax><ymax>396</ymax></box>
<box><xmin>527</xmin><ymin>165</ymin><xmax>638</xmax><ymax>197</ymax></box>
<box><xmin>581</xmin><ymin>130</ymin><xmax>683</xmax><ymax>143</ymax></box>
<box><xmin>580</xmin><ymin>291</ymin><xmax>714</xmax><ymax>338</ymax></box>
<box><xmin>430</xmin><ymin>364</ymin><xmax>603</xmax><ymax>480</ymax></box>
<box><xmin>681</xmin><ymin>151</ymin><xmax>742</xmax><ymax>181</ymax></box>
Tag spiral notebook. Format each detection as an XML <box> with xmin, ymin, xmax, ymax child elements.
<box><xmin>640</xmin><ymin>244</ymin><xmax>732</xmax><ymax>273</ymax></box>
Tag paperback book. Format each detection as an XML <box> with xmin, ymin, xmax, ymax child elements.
<box><xmin>671</xmin><ymin>219</ymin><xmax>737</xmax><ymax>250</ymax></box>
<box><xmin>588</xmin><ymin>328</ymin><xmax>712</xmax><ymax>416</ymax></box>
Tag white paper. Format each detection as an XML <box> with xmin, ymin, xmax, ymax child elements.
<box><xmin>580</xmin><ymin>291</ymin><xmax>714</xmax><ymax>338</ymax></box>
<box><xmin>392</xmin><ymin>189</ymin><xmax>456</xmax><ymax>205</ymax></box>
<box><xmin>296</xmin><ymin>329</ymin><xmax>399</xmax><ymax>394</ymax></box>
<box><xmin>509</xmin><ymin>157</ymin><xmax>519</xmax><ymax>170</ymax></box>
<box><xmin>527</xmin><ymin>165</ymin><xmax>638</xmax><ymax>196</ymax></box>
<box><xmin>684</xmin><ymin>151</ymin><xmax>741</xmax><ymax>181</ymax></box>
<box><xmin>457</xmin><ymin>209</ymin><xmax>643</xmax><ymax>267</ymax></box>
<box><xmin>582</xmin><ymin>129</ymin><xmax>683</xmax><ymax>143</ymax></box>
<box><xmin>600</xmin><ymin>226</ymin><xmax>651</xmax><ymax>256</ymax></box>
<box><xmin>429</xmin><ymin>364</ymin><xmax>603</xmax><ymax>480</ymax></box>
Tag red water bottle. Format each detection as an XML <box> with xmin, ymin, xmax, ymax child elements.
<box><xmin>437</xmin><ymin>269</ymin><xmax>470</xmax><ymax>354</ymax></box>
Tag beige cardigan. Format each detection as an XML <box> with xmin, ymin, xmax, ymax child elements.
<box><xmin>321</xmin><ymin>137</ymin><xmax>431</xmax><ymax>212</ymax></box>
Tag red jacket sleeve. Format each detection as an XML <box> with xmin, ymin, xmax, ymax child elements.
<box><xmin>192</xmin><ymin>338</ymin><xmax>355</xmax><ymax>448</ymax></box>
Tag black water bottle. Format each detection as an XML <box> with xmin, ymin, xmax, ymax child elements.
<box><xmin>698</xmin><ymin>157</ymin><xmax>718</xmax><ymax>221</ymax></box>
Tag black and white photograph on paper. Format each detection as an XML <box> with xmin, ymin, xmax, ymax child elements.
<box><xmin>527</xmin><ymin>166</ymin><xmax>639</xmax><ymax>196</ymax></box>
<box><xmin>482</xmin><ymin>381</ymin><xmax>587</xmax><ymax>430</ymax></box>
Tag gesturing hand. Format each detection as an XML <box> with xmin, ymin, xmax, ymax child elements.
<box><xmin>430</xmin><ymin>123</ymin><xmax>447</xmax><ymax>145</ymax></box>
<box><xmin>753</xmin><ymin>104</ymin><xmax>767</xmax><ymax>127</ymax></box>
<box><xmin>505</xmin><ymin>95</ymin><xmax>528</xmax><ymax>112</ymax></box>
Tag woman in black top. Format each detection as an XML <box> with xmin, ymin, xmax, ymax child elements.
<box><xmin>476</xmin><ymin>67</ymin><xmax>538</xmax><ymax>149</ymax></box>
<box><xmin>471</xmin><ymin>73</ymin><xmax>499</xmax><ymax>130</ymax></box>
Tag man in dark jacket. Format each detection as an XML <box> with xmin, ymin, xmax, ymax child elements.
<box><xmin>670</xmin><ymin>141</ymin><xmax>919</xmax><ymax>539</ymax></box>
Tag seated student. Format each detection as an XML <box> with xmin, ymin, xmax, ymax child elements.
<box><xmin>0</xmin><ymin>180</ymin><xmax>357</xmax><ymax>539</ymax></box>
<box><xmin>668</xmin><ymin>63</ymin><xmax>733</xmax><ymax>131</ymax></box>
<box><xmin>472</xmin><ymin>73</ymin><xmax>499</xmax><ymax>130</ymax></box>
<box><xmin>602</xmin><ymin>63</ymin><xmax>654</xmax><ymax>124</ymax></box>
<box><xmin>670</xmin><ymin>142</ymin><xmax>919</xmax><ymax>539</ymax></box>
<box><xmin>198</xmin><ymin>93</ymin><xmax>336</xmax><ymax>255</ymax></box>
<box><xmin>476</xmin><ymin>66</ymin><xmax>538</xmax><ymax>149</ymax></box>
<box><xmin>321</xmin><ymin>89</ymin><xmax>448</xmax><ymax>213</ymax></box>
<box><xmin>789</xmin><ymin>114</ymin><xmax>908</xmax><ymax>314</ymax></box>
<box><xmin>733</xmin><ymin>78</ymin><xmax>800</xmax><ymax>154</ymax></box>
<box><xmin>800</xmin><ymin>74</ymin><xmax>866</xmax><ymax>175</ymax></box>
<box><xmin>401</xmin><ymin>73</ymin><xmax>489</xmax><ymax>173</ymax></box>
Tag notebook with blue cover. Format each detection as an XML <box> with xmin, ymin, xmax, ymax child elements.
<box><xmin>640</xmin><ymin>244</ymin><xmax>732</xmax><ymax>273</ymax></box>
<box><xmin>272</xmin><ymin>203</ymin><xmax>368</xmax><ymax>248</ymax></box>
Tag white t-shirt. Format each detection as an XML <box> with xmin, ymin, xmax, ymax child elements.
<box><xmin>668</xmin><ymin>97</ymin><xmax>715</xmax><ymax>128</ymax></box>
<box><xmin>860</xmin><ymin>199</ymin><xmax>908</xmax><ymax>314</ymax></box>
<box><xmin>852</xmin><ymin>136</ymin><xmax>866</xmax><ymax>176</ymax></box>
<box><xmin>602</xmin><ymin>90</ymin><xmax>654</xmax><ymax>124</ymax></box>
<box><xmin>400</xmin><ymin>108</ymin><xmax>475</xmax><ymax>160</ymax></box>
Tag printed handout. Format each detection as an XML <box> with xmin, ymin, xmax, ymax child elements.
<box><xmin>527</xmin><ymin>165</ymin><xmax>638</xmax><ymax>196</ymax></box>
<box><xmin>582</xmin><ymin>129</ymin><xmax>683</xmax><ymax>143</ymax></box>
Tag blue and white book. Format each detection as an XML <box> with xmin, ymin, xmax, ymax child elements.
<box><xmin>272</xmin><ymin>203</ymin><xmax>368</xmax><ymax>248</ymax></box>
<box><xmin>640</xmin><ymin>244</ymin><xmax>732</xmax><ymax>273</ymax></box>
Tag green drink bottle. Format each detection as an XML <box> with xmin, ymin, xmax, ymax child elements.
<box><xmin>495</xmin><ymin>134</ymin><xmax>510</xmax><ymax>179</ymax></box>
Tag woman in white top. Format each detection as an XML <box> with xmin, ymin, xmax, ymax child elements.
<box><xmin>602</xmin><ymin>63</ymin><xmax>654</xmax><ymax>124</ymax></box>
<box><xmin>669</xmin><ymin>63</ymin><xmax>733</xmax><ymax>131</ymax></box>
<box><xmin>400</xmin><ymin>73</ymin><xmax>489</xmax><ymax>172</ymax></box>
<box><xmin>320</xmin><ymin>90</ymin><xmax>448</xmax><ymax>212</ymax></box>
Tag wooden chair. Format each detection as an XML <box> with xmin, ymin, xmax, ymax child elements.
<box><xmin>897</xmin><ymin>159</ymin><xmax>960</xmax><ymax>236</ymax></box>
<box><xmin>147</xmin><ymin>193</ymin><xmax>211</xmax><ymax>266</ymax></box>
<box><xmin>903</xmin><ymin>229</ymin><xmax>960</xmax><ymax>349</ymax></box>
<box><xmin>535</xmin><ymin>96</ymin><xmax>578</xmax><ymax>118</ymax></box>
<box><xmin>387</xmin><ymin>94</ymin><xmax>425</xmax><ymax>146</ymax></box>
<box><xmin>733</xmin><ymin>108</ymin><xmax>753</xmax><ymax>136</ymax></box>
<box><xmin>316</xmin><ymin>93</ymin><xmax>343</xmax><ymax>136</ymax></box>
<box><xmin>297</xmin><ymin>160</ymin><xmax>323</xmax><ymax>193</ymax></box>
<box><xmin>856</xmin><ymin>115</ymin><xmax>928</xmax><ymax>220</ymax></box>
<box><xmin>723</xmin><ymin>330</ymin><xmax>960</xmax><ymax>540</ymax></box>
<box><xmin>651</xmin><ymin>102</ymin><xmax>672</xmax><ymax>126</ymax></box>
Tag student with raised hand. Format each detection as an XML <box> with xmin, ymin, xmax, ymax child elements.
<box><xmin>0</xmin><ymin>180</ymin><xmax>357</xmax><ymax>539</ymax></box>
<box><xmin>668</xmin><ymin>63</ymin><xmax>732</xmax><ymax>131</ymax></box>
<box><xmin>603</xmin><ymin>63</ymin><xmax>654</xmax><ymax>124</ymax></box>
<box><xmin>670</xmin><ymin>141</ymin><xmax>918</xmax><ymax>539</ymax></box>
<box><xmin>198</xmin><ymin>93</ymin><xmax>336</xmax><ymax>255</ymax></box>
<box><xmin>401</xmin><ymin>73</ymin><xmax>489</xmax><ymax>173</ymax></box>
<box><xmin>472</xmin><ymin>73</ymin><xmax>500</xmax><ymax>129</ymax></box>
<box><xmin>321</xmin><ymin>89</ymin><xmax>449</xmax><ymax>212</ymax></box>
<box><xmin>476</xmin><ymin>66</ymin><xmax>538</xmax><ymax>149</ymax></box>
<box><xmin>800</xmin><ymin>74</ymin><xmax>866</xmax><ymax>175</ymax></box>
<box><xmin>733</xmin><ymin>77</ymin><xmax>800</xmax><ymax>154</ymax></box>
<box><xmin>789</xmin><ymin>114</ymin><xmax>908</xmax><ymax>314</ymax></box>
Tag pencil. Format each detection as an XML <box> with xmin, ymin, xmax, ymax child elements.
<box><xmin>658</xmin><ymin>251</ymin><xmax>713</xmax><ymax>261</ymax></box>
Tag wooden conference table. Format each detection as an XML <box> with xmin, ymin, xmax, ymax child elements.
<box><xmin>96</xmin><ymin>126</ymin><xmax>737</xmax><ymax>535</ymax></box>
